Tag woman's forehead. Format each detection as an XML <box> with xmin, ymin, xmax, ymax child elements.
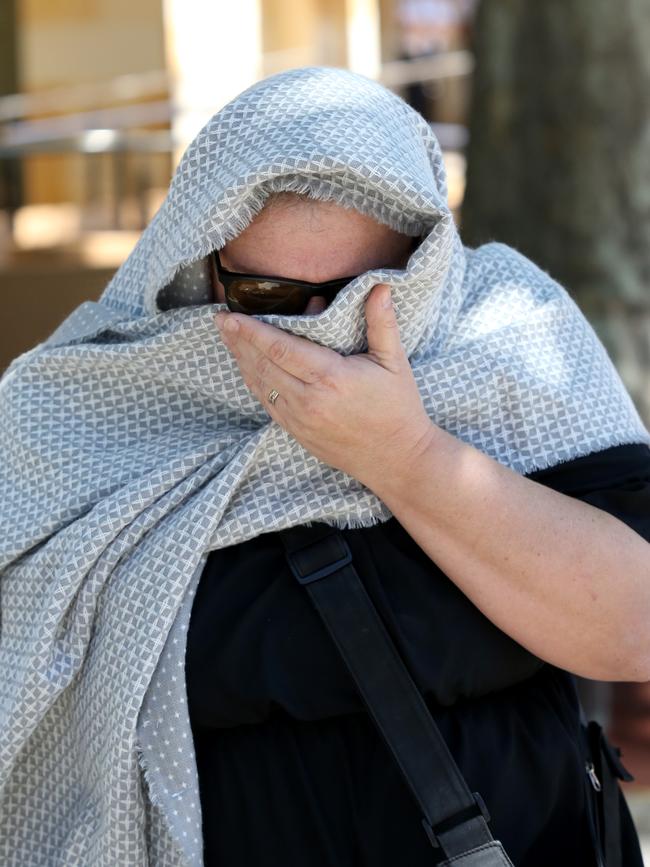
<box><xmin>221</xmin><ymin>197</ymin><xmax>414</xmax><ymax>281</ymax></box>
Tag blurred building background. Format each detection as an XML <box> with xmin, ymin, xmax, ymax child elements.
<box><xmin>1</xmin><ymin>0</ymin><xmax>649</xmax><ymax>847</ymax></box>
<box><xmin>0</xmin><ymin>0</ymin><xmax>476</xmax><ymax>376</ymax></box>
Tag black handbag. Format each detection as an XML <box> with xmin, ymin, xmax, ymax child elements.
<box><xmin>279</xmin><ymin>521</ymin><xmax>640</xmax><ymax>867</ymax></box>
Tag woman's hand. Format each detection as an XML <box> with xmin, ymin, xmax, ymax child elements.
<box><xmin>214</xmin><ymin>283</ymin><xmax>436</xmax><ymax>491</ymax></box>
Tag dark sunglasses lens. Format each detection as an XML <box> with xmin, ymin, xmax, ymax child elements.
<box><xmin>226</xmin><ymin>279</ymin><xmax>309</xmax><ymax>315</ymax></box>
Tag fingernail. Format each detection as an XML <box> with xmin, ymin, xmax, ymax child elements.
<box><xmin>214</xmin><ymin>313</ymin><xmax>225</xmax><ymax>330</ymax></box>
<box><xmin>382</xmin><ymin>286</ymin><xmax>392</xmax><ymax>309</ymax></box>
<box><xmin>223</xmin><ymin>317</ymin><xmax>239</xmax><ymax>334</ymax></box>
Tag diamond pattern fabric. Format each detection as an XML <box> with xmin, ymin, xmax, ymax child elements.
<box><xmin>0</xmin><ymin>66</ymin><xmax>648</xmax><ymax>866</ymax></box>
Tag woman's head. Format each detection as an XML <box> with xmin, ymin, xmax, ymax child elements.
<box><xmin>101</xmin><ymin>66</ymin><xmax>452</xmax><ymax>326</ymax></box>
<box><xmin>210</xmin><ymin>192</ymin><xmax>415</xmax><ymax>315</ymax></box>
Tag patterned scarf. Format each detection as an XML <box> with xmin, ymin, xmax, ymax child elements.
<box><xmin>1</xmin><ymin>67</ymin><xmax>647</xmax><ymax>866</ymax></box>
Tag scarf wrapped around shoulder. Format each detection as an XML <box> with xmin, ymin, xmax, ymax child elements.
<box><xmin>1</xmin><ymin>67</ymin><xmax>648</xmax><ymax>866</ymax></box>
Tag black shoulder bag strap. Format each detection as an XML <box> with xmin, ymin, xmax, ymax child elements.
<box><xmin>279</xmin><ymin>522</ymin><xmax>515</xmax><ymax>866</ymax></box>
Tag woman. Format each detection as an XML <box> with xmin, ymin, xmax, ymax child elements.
<box><xmin>0</xmin><ymin>67</ymin><xmax>648</xmax><ymax>866</ymax></box>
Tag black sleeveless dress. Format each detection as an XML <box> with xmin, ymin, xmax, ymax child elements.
<box><xmin>185</xmin><ymin>443</ymin><xmax>650</xmax><ymax>866</ymax></box>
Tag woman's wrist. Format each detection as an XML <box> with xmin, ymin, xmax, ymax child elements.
<box><xmin>365</xmin><ymin>420</ymin><xmax>459</xmax><ymax>508</ymax></box>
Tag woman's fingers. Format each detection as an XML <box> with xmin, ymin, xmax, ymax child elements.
<box><xmin>214</xmin><ymin>310</ymin><xmax>340</xmax><ymax>384</ymax></box>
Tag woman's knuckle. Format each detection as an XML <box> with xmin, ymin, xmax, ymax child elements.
<box><xmin>314</xmin><ymin>367</ymin><xmax>338</xmax><ymax>392</ymax></box>
<box><xmin>269</xmin><ymin>339</ymin><xmax>289</xmax><ymax>363</ymax></box>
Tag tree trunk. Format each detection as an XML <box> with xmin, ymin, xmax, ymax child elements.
<box><xmin>462</xmin><ymin>0</ymin><xmax>650</xmax><ymax>423</ymax></box>
<box><xmin>462</xmin><ymin>0</ymin><xmax>650</xmax><ymax>785</ymax></box>
<box><xmin>0</xmin><ymin>0</ymin><xmax>22</xmax><ymax>218</ymax></box>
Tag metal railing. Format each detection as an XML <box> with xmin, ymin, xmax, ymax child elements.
<box><xmin>0</xmin><ymin>53</ymin><xmax>472</xmax><ymax>233</ymax></box>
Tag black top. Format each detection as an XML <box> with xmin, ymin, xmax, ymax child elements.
<box><xmin>185</xmin><ymin>443</ymin><xmax>650</xmax><ymax>866</ymax></box>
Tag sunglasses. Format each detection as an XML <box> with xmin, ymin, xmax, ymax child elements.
<box><xmin>212</xmin><ymin>249</ymin><xmax>358</xmax><ymax>315</ymax></box>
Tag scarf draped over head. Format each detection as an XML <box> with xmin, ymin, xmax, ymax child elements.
<box><xmin>0</xmin><ymin>66</ymin><xmax>648</xmax><ymax>866</ymax></box>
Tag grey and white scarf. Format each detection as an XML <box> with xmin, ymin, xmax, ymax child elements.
<box><xmin>1</xmin><ymin>66</ymin><xmax>648</xmax><ymax>867</ymax></box>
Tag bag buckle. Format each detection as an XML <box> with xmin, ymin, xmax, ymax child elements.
<box><xmin>421</xmin><ymin>792</ymin><xmax>491</xmax><ymax>849</ymax></box>
<box><xmin>284</xmin><ymin>531</ymin><xmax>353</xmax><ymax>585</ymax></box>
